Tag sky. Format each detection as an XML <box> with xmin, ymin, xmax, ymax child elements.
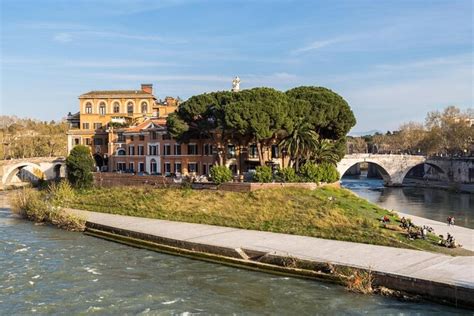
<box><xmin>0</xmin><ymin>0</ymin><xmax>472</xmax><ymax>134</ymax></box>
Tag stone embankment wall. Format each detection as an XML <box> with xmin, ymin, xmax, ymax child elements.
<box><xmin>93</xmin><ymin>173</ymin><xmax>339</xmax><ymax>192</ymax></box>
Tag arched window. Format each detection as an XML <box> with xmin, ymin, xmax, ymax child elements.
<box><xmin>85</xmin><ymin>102</ymin><xmax>93</xmax><ymax>114</ymax></box>
<box><xmin>113</xmin><ymin>102</ymin><xmax>120</xmax><ymax>113</ymax></box>
<box><xmin>127</xmin><ymin>102</ymin><xmax>134</xmax><ymax>115</ymax></box>
<box><xmin>141</xmin><ymin>102</ymin><xmax>148</xmax><ymax>114</ymax></box>
<box><xmin>150</xmin><ymin>158</ymin><xmax>157</xmax><ymax>174</ymax></box>
<box><xmin>99</xmin><ymin>102</ymin><xmax>106</xmax><ymax>115</ymax></box>
<box><xmin>117</xmin><ymin>149</ymin><xmax>126</xmax><ymax>156</ymax></box>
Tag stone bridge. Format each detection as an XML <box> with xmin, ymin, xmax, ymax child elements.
<box><xmin>0</xmin><ymin>157</ymin><xmax>66</xmax><ymax>188</ymax></box>
<box><xmin>337</xmin><ymin>154</ymin><xmax>446</xmax><ymax>186</ymax></box>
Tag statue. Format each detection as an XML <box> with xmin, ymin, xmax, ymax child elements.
<box><xmin>232</xmin><ymin>76</ymin><xmax>241</xmax><ymax>92</ymax></box>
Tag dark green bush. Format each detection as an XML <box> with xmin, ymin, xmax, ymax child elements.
<box><xmin>299</xmin><ymin>162</ymin><xmax>321</xmax><ymax>183</ymax></box>
<box><xmin>66</xmin><ymin>145</ymin><xmax>95</xmax><ymax>189</ymax></box>
<box><xmin>277</xmin><ymin>167</ymin><xmax>300</xmax><ymax>183</ymax></box>
<box><xmin>210</xmin><ymin>165</ymin><xmax>233</xmax><ymax>185</ymax></box>
<box><xmin>319</xmin><ymin>162</ymin><xmax>340</xmax><ymax>183</ymax></box>
<box><xmin>253</xmin><ymin>165</ymin><xmax>273</xmax><ymax>183</ymax></box>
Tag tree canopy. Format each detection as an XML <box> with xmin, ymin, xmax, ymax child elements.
<box><xmin>167</xmin><ymin>86</ymin><xmax>356</xmax><ymax>165</ymax></box>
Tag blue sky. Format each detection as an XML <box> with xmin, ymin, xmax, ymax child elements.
<box><xmin>1</xmin><ymin>0</ymin><xmax>472</xmax><ymax>133</ymax></box>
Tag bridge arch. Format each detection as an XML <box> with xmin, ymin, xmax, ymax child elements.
<box><xmin>339</xmin><ymin>160</ymin><xmax>392</xmax><ymax>184</ymax></box>
<box><xmin>399</xmin><ymin>162</ymin><xmax>446</xmax><ymax>184</ymax></box>
<box><xmin>2</xmin><ymin>162</ymin><xmax>43</xmax><ymax>185</ymax></box>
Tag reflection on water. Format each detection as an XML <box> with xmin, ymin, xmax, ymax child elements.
<box><xmin>0</xmin><ymin>207</ymin><xmax>465</xmax><ymax>314</ymax></box>
<box><xmin>342</xmin><ymin>176</ymin><xmax>474</xmax><ymax>229</ymax></box>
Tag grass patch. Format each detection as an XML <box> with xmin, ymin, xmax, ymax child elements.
<box><xmin>50</xmin><ymin>185</ymin><xmax>470</xmax><ymax>255</ymax></box>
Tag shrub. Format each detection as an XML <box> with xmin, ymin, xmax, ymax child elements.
<box><xmin>48</xmin><ymin>180</ymin><xmax>76</xmax><ymax>206</ymax></box>
<box><xmin>66</xmin><ymin>145</ymin><xmax>95</xmax><ymax>189</ymax></box>
<box><xmin>299</xmin><ymin>162</ymin><xmax>321</xmax><ymax>183</ymax></box>
<box><xmin>319</xmin><ymin>162</ymin><xmax>340</xmax><ymax>183</ymax></box>
<box><xmin>11</xmin><ymin>187</ymin><xmax>85</xmax><ymax>231</ymax></box>
<box><xmin>210</xmin><ymin>165</ymin><xmax>233</xmax><ymax>185</ymax></box>
<box><xmin>277</xmin><ymin>167</ymin><xmax>300</xmax><ymax>183</ymax></box>
<box><xmin>253</xmin><ymin>165</ymin><xmax>273</xmax><ymax>183</ymax></box>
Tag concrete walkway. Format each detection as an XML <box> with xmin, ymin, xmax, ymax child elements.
<box><xmin>69</xmin><ymin>209</ymin><xmax>474</xmax><ymax>291</ymax></box>
<box><xmin>397</xmin><ymin>211</ymin><xmax>474</xmax><ymax>251</ymax></box>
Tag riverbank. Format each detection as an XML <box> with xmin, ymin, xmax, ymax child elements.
<box><xmin>65</xmin><ymin>208</ymin><xmax>474</xmax><ymax>309</ymax></box>
<box><xmin>51</xmin><ymin>185</ymin><xmax>470</xmax><ymax>254</ymax></box>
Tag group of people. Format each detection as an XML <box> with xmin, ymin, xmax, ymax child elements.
<box><xmin>439</xmin><ymin>233</ymin><xmax>460</xmax><ymax>248</ymax></box>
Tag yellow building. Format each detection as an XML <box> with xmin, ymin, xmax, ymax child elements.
<box><xmin>67</xmin><ymin>84</ymin><xmax>179</xmax><ymax>170</ymax></box>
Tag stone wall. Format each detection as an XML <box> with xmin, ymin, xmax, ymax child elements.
<box><xmin>218</xmin><ymin>181</ymin><xmax>340</xmax><ymax>192</ymax></box>
<box><xmin>93</xmin><ymin>172</ymin><xmax>179</xmax><ymax>188</ymax></box>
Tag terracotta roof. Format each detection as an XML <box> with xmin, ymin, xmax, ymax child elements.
<box><xmin>123</xmin><ymin>118</ymin><xmax>167</xmax><ymax>133</ymax></box>
<box><xmin>79</xmin><ymin>90</ymin><xmax>154</xmax><ymax>98</ymax></box>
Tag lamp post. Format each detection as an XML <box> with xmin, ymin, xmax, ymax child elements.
<box><xmin>282</xmin><ymin>148</ymin><xmax>287</xmax><ymax>168</ymax></box>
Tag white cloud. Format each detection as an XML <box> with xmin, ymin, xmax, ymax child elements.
<box><xmin>53</xmin><ymin>32</ymin><xmax>73</xmax><ymax>43</ymax></box>
<box><xmin>291</xmin><ymin>37</ymin><xmax>347</xmax><ymax>54</ymax></box>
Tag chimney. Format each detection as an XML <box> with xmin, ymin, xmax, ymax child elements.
<box><xmin>141</xmin><ymin>83</ymin><xmax>153</xmax><ymax>94</ymax></box>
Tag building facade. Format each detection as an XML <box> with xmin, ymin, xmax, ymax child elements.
<box><xmin>67</xmin><ymin>84</ymin><xmax>179</xmax><ymax>170</ymax></box>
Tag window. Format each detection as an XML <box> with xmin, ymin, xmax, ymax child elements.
<box><xmin>188</xmin><ymin>163</ymin><xmax>198</xmax><ymax>173</ymax></box>
<box><xmin>202</xmin><ymin>164</ymin><xmax>208</xmax><ymax>175</ymax></box>
<box><xmin>113</xmin><ymin>102</ymin><xmax>120</xmax><ymax>113</ymax></box>
<box><xmin>227</xmin><ymin>144</ymin><xmax>236</xmax><ymax>159</ymax></box>
<box><xmin>203</xmin><ymin>144</ymin><xmax>212</xmax><ymax>156</ymax></box>
<box><xmin>74</xmin><ymin>138</ymin><xmax>80</xmax><ymax>145</ymax></box>
<box><xmin>117</xmin><ymin>149</ymin><xmax>126</xmax><ymax>156</ymax></box>
<box><xmin>82</xmin><ymin>123</ymin><xmax>90</xmax><ymax>130</ymax></box>
<box><xmin>174</xmin><ymin>162</ymin><xmax>182</xmax><ymax>174</ymax></box>
<box><xmin>150</xmin><ymin>159</ymin><xmax>157</xmax><ymax>174</ymax></box>
<box><xmin>128</xmin><ymin>145</ymin><xmax>135</xmax><ymax>156</ymax></box>
<box><xmin>149</xmin><ymin>145</ymin><xmax>157</xmax><ymax>156</ymax></box>
<box><xmin>85</xmin><ymin>102</ymin><xmax>92</xmax><ymax>114</ymax></box>
<box><xmin>139</xmin><ymin>162</ymin><xmax>145</xmax><ymax>173</ymax></box>
<box><xmin>129</xmin><ymin>162</ymin><xmax>134</xmax><ymax>172</ymax></box>
<box><xmin>174</xmin><ymin>143</ymin><xmax>181</xmax><ymax>155</ymax></box>
<box><xmin>139</xmin><ymin>135</ymin><xmax>145</xmax><ymax>141</ymax></box>
<box><xmin>151</xmin><ymin>131</ymin><xmax>158</xmax><ymax>140</ymax></box>
<box><xmin>94</xmin><ymin>138</ymin><xmax>103</xmax><ymax>146</ymax></box>
<box><xmin>141</xmin><ymin>102</ymin><xmax>148</xmax><ymax>114</ymax></box>
<box><xmin>138</xmin><ymin>145</ymin><xmax>144</xmax><ymax>156</ymax></box>
<box><xmin>127</xmin><ymin>102</ymin><xmax>134</xmax><ymax>115</ymax></box>
<box><xmin>188</xmin><ymin>144</ymin><xmax>198</xmax><ymax>155</ymax></box>
<box><xmin>271</xmin><ymin>145</ymin><xmax>279</xmax><ymax>159</ymax></box>
<box><xmin>85</xmin><ymin>138</ymin><xmax>92</xmax><ymax>145</ymax></box>
<box><xmin>130</xmin><ymin>135</ymin><xmax>134</xmax><ymax>141</ymax></box>
<box><xmin>99</xmin><ymin>102</ymin><xmax>106</xmax><ymax>115</ymax></box>
<box><xmin>249</xmin><ymin>144</ymin><xmax>258</xmax><ymax>158</ymax></box>
<box><xmin>117</xmin><ymin>133</ymin><xmax>125</xmax><ymax>142</ymax></box>
<box><xmin>163</xmin><ymin>144</ymin><xmax>171</xmax><ymax>156</ymax></box>
<box><xmin>117</xmin><ymin>162</ymin><xmax>126</xmax><ymax>171</ymax></box>
<box><xmin>93</xmin><ymin>123</ymin><xmax>102</xmax><ymax>130</ymax></box>
<box><xmin>164</xmin><ymin>162</ymin><xmax>171</xmax><ymax>175</ymax></box>
<box><xmin>162</xmin><ymin>133</ymin><xmax>171</xmax><ymax>140</ymax></box>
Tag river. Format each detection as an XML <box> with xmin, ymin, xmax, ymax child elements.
<box><xmin>1</xmin><ymin>192</ymin><xmax>471</xmax><ymax>314</ymax></box>
<box><xmin>341</xmin><ymin>176</ymin><xmax>474</xmax><ymax>229</ymax></box>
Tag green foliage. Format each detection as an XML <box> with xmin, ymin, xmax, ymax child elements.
<box><xmin>299</xmin><ymin>162</ymin><xmax>321</xmax><ymax>183</ymax></box>
<box><xmin>310</xmin><ymin>139</ymin><xmax>340</xmax><ymax>164</ymax></box>
<box><xmin>66</xmin><ymin>145</ymin><xmax>95</xmax><ymax>189</ymax></box>
<box><xmin>210</xmin><ymin>165</ymin><xmax>233</xmax><ymax>185</ymax></box>
<box><xmin>318</xmin><ymin>162</ymin><xmax>340</xmax><ymax>183</ymax></box>
<box><xmin>286</xmin><ymin>86</ymin><xmax>356</xmax><ymax>141</ymax></box>
<box><xmin>48</xmin><ymin>180</ymin><xmax>76</xmax><ymax>206</ymax></box>
<box><xmin>277</xmin><ymin>167</ymin><xmax>300</xmax><ymax>183</ymax></box>
<box><xmin>279</xmin><ymin>121</ymin><xmax>319</xmax><ymax>170</ymax></box>
<box><xmin>253</xmin><ymin>165</ymin><xmax>273</xmax><ymax>183</ymax></box>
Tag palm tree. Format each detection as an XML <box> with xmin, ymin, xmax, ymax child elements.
<box><xmin>279</xmin><ymin>122</ymin><xmax>319</xmax><ymax>172</ymax></box>
<box><xmin>310</xmin><ymin>139</ymin><xmax>339</xmax><ymax>165</ymax></box>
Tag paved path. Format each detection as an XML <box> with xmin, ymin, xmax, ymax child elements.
<box><xmin>69</xmin><ymin>209</ymin><xmax>474</xmax><ymax>290</ymax></box>
<box><xmin>397</xmin><ymin>211</ymin><xmax>474</xmax><ymax>251</ymax></box>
